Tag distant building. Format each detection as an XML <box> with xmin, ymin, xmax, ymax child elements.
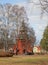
<box><xmin>0</xmin><ymin>43</ymin><xmax>4</xmax><ymax>51</ymax></box>
<box><xmin>0</xmin><ymin>42</ymin><xmax>14</xmax><ymax>51</ymax></box>
<box><xmin>33</xmin><ymin>46</ymin><xmax>41</xmax><ymax>54</ymax></box>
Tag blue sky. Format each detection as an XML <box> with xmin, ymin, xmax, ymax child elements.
<box><xmin>0</xmin><ymin>0</ymin><xmax>48</xmax><ymax>44</ymax></box>
<box><xmin>0</xmin><ymin>0</ymin><xmax>27</xmax><ymax>4</ymax></box>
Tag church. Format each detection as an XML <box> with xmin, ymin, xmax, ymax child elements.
<box><xmin>13</xmin><ymin>21</ymin><xmax>35</xmax><ymax>55</ymax></box>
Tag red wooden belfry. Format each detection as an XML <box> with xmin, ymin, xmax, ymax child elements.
<box><xmin>13</xmin><ymin>21</ymin><xmax>34</xmax><ymax>55</ymax></box>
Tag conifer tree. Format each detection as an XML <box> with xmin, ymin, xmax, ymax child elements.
<box><xmin>40</xmin><ymin>26</ymin><xmax>48</xmax><ymax>51</ymax></box>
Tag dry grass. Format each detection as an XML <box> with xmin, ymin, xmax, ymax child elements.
<box><xmin>0</xmin><ymin>55</ymin><xmax>48</xmax><ymax>65</ymax></box>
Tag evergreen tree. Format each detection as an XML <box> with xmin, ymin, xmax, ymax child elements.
<box><xmin>18</xmin><ymin>21</ymin><xmax>36</xmax><ymax>47</ymax></box>
<box><xmin>40</xmin><ymin>26</ymin><xmax>48</xmax><ymax>51</ymax></box>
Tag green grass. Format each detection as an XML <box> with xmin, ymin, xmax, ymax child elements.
<box><xmin>0</xmin><ymin>55</ymin><xmax>48</xmax><ymax>62</ymax></box>
<box><xmin>0</xmin><ymin>55</ymin><xmax>48</xmax><ymax>65</ymax></box>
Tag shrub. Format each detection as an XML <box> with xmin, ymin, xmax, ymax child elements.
<box><xmin>0</xmin><ymin>51</ymin><xmax>13</xmax><ymax>57</ymax></box>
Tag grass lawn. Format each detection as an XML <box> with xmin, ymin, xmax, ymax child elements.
<box><xmin>0</xmin><ymin>55</ymin><xmax>48</xmax><ymax>65</ymax></box>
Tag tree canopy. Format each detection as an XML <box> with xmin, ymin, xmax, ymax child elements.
<box><xmin>0</xmin><ymin>3</ymin><xmax>36</xmax><ymax>51</ymax></box>
<box><xmin>40</xmin><ymin>25</ymin><xmax>48</xmax><ymax>51</ymax></box>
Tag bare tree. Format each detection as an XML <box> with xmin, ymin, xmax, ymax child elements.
<box><xmin>28</xmin><ymin>27</ymin><xmax>36</xmax><ymax>46</ymax></box>
<box><xmin>39</xmin><ymin>0</ymin><xmax>48</xmax><ymax>14</ymax></box>
<box><xmin>27</xmin><ymin>0</ymin><xmax>48</xmax><ymax>16</ymax></box>
<box><xmin>12</xmin><ymin>5</ymin><xmax>28</xmax><ymax>35</ymax></box>
<box><xmin>0</xmin><ymin>3</ymin><xmax>29</xmax><ymax>51</ymax></box>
